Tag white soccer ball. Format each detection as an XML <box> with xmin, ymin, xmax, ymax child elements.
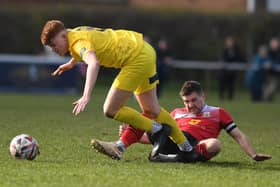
<box><xmin>9</xmin><ymin>134</ymin><xmax>40</xmax><ymax>160</ymax></box>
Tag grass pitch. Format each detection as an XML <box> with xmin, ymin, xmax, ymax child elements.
<box><xmin>0</xmin><ymin>82</ymin><xmax>279</xmax><ymax>187</ymax></box>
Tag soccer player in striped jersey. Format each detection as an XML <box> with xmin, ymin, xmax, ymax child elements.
<box><xmin>40</xmin><ymin>20</ymin><xmax>196</xmax><ymax>159</ymax></box>
<box><xmin>92</xmin><ymin>81</ymin><xmax>272</xmax><ymax>162</ymax></box>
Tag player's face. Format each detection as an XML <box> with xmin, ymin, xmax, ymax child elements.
<box><xmin>49</xmin><ymin>30</ymin><xmax>68</xmax><ymax>56</ymax></box>
<box><xmin>181</xmin><ymin>92</ymin><xmax>205</xmax><ymax>114</ymax></box>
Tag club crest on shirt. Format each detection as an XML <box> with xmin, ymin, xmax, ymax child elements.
<box><xmin>80</xmin><ymin>47</ymin><xmax>87</xmax><ymax>58</ymax></box>
<box><xmin>203</xmin><ymin>112</ymin><xmax>210</xmax><ymax>117</ymax></box>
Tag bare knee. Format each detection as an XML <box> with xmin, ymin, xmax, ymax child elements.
<box><xmin>142</xmin><ymin>109</ymin><xmax>159</xmax><ymax>119</ymax></box>
<box><xmin>208</xmin><ymin>139</ymin><xmax>221</xmax><ymax>156</ymax></box>
<box><xmin>103</xmin><ymin>105</ymin><xmax>117</xmax><ymax>118</ymax></box>
<box><xmin>200</xmin><ymin>138</ymin><xmax>221</xmax><ymax>157</ymax></box>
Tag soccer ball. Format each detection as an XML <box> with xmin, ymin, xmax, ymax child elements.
<box><xmin>9</xmin><ymin>134</ymin><xmax>40</xmax><ymax>160</ymax></box>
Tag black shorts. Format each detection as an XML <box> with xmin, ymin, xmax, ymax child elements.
<box><xmin>148</xmin><ymin>131</ymin><xmax>208</xmax><ymax>162</ymax></box>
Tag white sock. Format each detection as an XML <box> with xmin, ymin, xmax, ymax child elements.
<box><xmin>178</xmin><ymin>141</ymin><xmax>193</xmax><ymax>152</ymax></box>
<box><xmin>151</xmin><ymin>121</ymin><xmax>162</xmax><ymax>134</ymax></box>
<box><xmin>116</xmin><ymin>140</ymin><xmax>126</xmax><ymax>153</ymax></box>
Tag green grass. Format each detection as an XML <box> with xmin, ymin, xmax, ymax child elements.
<box><xmin>0</xmin><ymin>82</ymin><xmax>279</xmax><ymax>187</ymax></box>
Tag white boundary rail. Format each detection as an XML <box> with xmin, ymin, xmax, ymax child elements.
<box><xmin>171</xmin><ymin>60</ymin><xmax>280</xmax><ymax>71</ymax></box>
<box><xmin>0</xmin><ymin>54</ymin><xmax>280</xmax><ymax>71</ymax></box>
<box><xmin>0</xmin><ymin>54</ymin><xmax>70</xmax><ymax>65</ymax></box>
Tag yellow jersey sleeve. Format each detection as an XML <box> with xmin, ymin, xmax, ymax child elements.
<box><xmin>70</xmin><ymin>40</ymin><xmax>93</xmax><ymax>62</ymax></box>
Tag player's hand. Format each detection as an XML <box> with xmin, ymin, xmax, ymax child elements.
<box><xmin>52</xmin><ymin>62</ymin><xmax>74</xmax><ymax>76</ymax></box>
<box><xmin>252</xmin><ymin>153</ymin><xmax>272</xmax><ymax>161</ymax></box>
<box><xmin>72</xmin><ymin>96</ymin><xmax>90</xmax><ymax>116</ymax></box>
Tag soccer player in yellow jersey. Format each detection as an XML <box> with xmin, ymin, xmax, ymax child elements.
<box><xmin>40</xmin><ymin>20</ymin><xmax>196</xmax><ymax>159</ymax></box>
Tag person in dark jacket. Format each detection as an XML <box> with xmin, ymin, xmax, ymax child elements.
<box><xmin>245</xmin><ymin>45</ymin><xmax>271</xmax><ymax>102</ymax></box>
<box><xmin>156</xmin><ymin>39</ymin><xmax>173</xmax><ymax>97</ymax></box>
<box><xmin>264</xmin><ymin>38</ymin><xmax>280</xmax><ymax>101</ymax></box>
<box><xmin>218</xmin><ymin>36</ymin><xmax>244</xmax><ymax>100</ymax></box>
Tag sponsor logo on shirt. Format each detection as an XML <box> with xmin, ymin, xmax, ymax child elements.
<box><xmin>188</xmin><ymin>119</ymin><xmax>201</xmax><ymax>125</ymax></box>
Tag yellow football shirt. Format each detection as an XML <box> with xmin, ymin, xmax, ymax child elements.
<box><xmin>67</xmin><ymin>26</ymin><xmax>144</xmax><ymax>68</ymax></box>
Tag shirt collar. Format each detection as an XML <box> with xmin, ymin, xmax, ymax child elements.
<box><xmin>200</xmin><ymin>104</ymin><xmax>208</xmax><ymax>113</ymax></box>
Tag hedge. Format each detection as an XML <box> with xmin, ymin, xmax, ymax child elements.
<box><xmin>1</xmin><ymin>5</ymin><xmax>280</xmax><ymax>60</ymax></box>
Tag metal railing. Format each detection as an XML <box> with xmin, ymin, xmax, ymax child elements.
<box><xmin>1</xmin><ymin>54</ymin><xmax>280</xmax><ymax>71</ymax></box>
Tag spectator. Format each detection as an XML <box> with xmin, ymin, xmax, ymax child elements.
<box><xmin>218</xmin><ymin>36</ymin><xmax>243</xmax><ymax>100</ymax></box>
<box><xmin>268</xmin><ymin>37</ymin><xmax>280</xmax><ymax>63</ymax></box>
<box><xmin>156</xmin><ymin>39</ymin><xmax>173</xmax><ymax>97</ymax></box>
<box><xmin>245</xmin><ymin>45</ymin><xmax>271</xmax><ymax>102</ymax></box>
<box><xmin>263</xmin><ymin>38</ymin><xmax>279</xmax><ymax>101</ymax></box>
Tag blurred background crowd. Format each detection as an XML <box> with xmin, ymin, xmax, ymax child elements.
<box><xmin>0</xmin><ymin>0</ymin><xmax>279</xmax><ymax>102</ymax></box>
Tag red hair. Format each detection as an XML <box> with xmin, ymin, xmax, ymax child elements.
<box><xmin>41</xmin><ymin>20</ymin><xmax>65</xmax><ymax>46</ymax></box>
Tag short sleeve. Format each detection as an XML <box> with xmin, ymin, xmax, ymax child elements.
<box><xmin>219</xmin><ymin>108</ymin><xmax>236</xmax><ymax>133</ymax></box>
<box><xmin>70</xmin><ymin>40</ymin><xmax>93</xmax><ymax>62</ymax></box>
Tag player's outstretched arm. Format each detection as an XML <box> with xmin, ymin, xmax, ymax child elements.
<box><xmin>52</xmin><ymin>58</ymin><xmax>77</xmax><ymax>76</ymax></box>
<box><xmin>72</xmin><ymin>51</ymin><xmax>100</xmax><ymax>116</ymax></box>
<box><xmin>229</xmin><ymin>127</ymin><xmax>272</xmax><ymax>161</ymax></box>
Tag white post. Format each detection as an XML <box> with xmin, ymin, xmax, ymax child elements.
<box><xmin>247</xmin><ymin>0</ymin><xmax>256</xmax><ymax>13</ymax></box>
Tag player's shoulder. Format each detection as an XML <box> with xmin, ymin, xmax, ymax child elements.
<box><xmin>216</xmin><ymin>106</ymin><xmax>231</xmax><ymax>115</ymax></box>
<box><xmin>215</xmin><ymin>106</ymin><xmax>232</xmax><ymax>119</ymax></box>
<box><xmin>203</xmin><ymin>105</ymin><xmax>229</xmax><ymax>113</ymax></box>
<box><xmin>202</xmin><ymin>105</ymin><xmax>232</xmax><ymax>117</ymax></box>
<box><xmin>203</xmin><ymin>105</ymin><xmax>234</xmax><ymax>125</ymax></box>
<box><xmin>201</xmin><ymin>105</ymin><xmax>221</xmax><ymax>113</ymax></box>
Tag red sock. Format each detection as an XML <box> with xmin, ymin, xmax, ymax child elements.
<box><xmin>195</xmin><ymin>143</ymin><xmax>211</xmax><ymax>160</ymax></box>
<box><xmin>120</xmin><ymin>125</ymin><xmax>145</xmax><ymax>148</ymax></box>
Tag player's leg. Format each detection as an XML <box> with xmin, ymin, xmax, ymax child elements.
<box><xmin>96</xmin><ymin>73</ymin><xmax>169</xmax><ymax>159</ymax></box>
<box><xmin>103</xmin><ymin>86</ymin><xmax>163</xmax><ymax>133</ymax></box>
<box><xmin>92</xmin><ymin>41</ymin><xmax>170</xmax><ymax>159</ymax></box>
<box><xmin>91</xmin><ymin>124</ymin><xmax>148</xmax><ymax>160</ymax></box>
<box><xmin>160</xmin><ymin>137</ymin><xmax>221</xmax><ymax>163</ymax></box>
<box><xmin>132</xmin><ymin>42</ymin><xmax>194</xmax><ymax>154</ymax></box>
<box><xmin>134</xmin><ymin>87</ymin><xmax>194</xmax><ymax>154</ymax></box>
<box><xmin>91</xmin><ymin>139</ymin><xmax>123</xmax><ymax>160</ymax></box>
<box><xmin>102</xmin><ymin>41</ymin><xmax>172</xmax><ymax>135</ymax></box>
<box><xmin>94</xmin><ymin>73</ymin><xmax>166</xmax><ymax>159</ymax></box>
<box><xmin>119</xmin><ymin>125</ymin><xmax>147</xmax><ymax>146</ymax></box>
<box><xmin>135</xmin><ymin>88</ymin><xmax>187</xmax><ymax>144</ymax></box>
<box><xmin>195</xmin><ymin>138</ymin><xmax>221</xmax><ymax>160</ymax></box>
<box><xmin>91</xmin><ymin>88</ymin><xmax>137</xmax><ymax>160</ymax></box>
<box><xmin>103</xmin><ymin>87</ymin><xmax>132</xmax><ymax>118</ymax></box>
